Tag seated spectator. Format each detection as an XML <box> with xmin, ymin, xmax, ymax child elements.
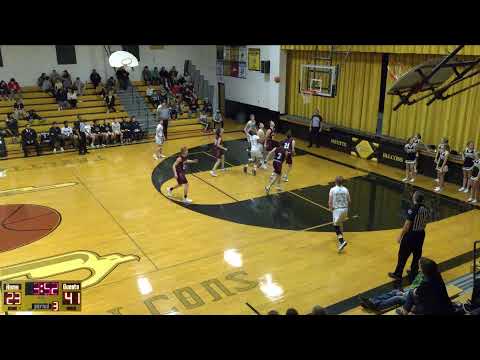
<box><xmin>359</xmin><ymin>270</ymin><xmax>425</xmax><ymax>312</ymax></box>
<box><xmin>13</xmin><ymin>98</ymin><xmax>27</xmax><ymax>120</ymax></box>
<box><xmin>62</xmin><ymin>71</ymin><xmax>73</xmax><ymax>89</ymax></box>
<box><xmin>0</xmin><ymin>80</ymin><xmax>9</xmax><ymax>100</ymax></box>
<box><xmin>106</xmin><ymin>76</ymin><xmax>117</xmax><ymax>93</ymax></box>
<box><xmin>396</xmin><ymin>257</ymin><xmax>454</xmax><ymax>315</ymax></box>
<box><xmin>73</xmin><ymin>77</ymin><xmax>85</xmax><ymax>96</ymax></box>
<box><xmin>105</xmin><ymin>91</ymin><xmax>116</xmax><ymax>113</ymax></box>
<box><xmin>67</xmin><ymin>88</ymin><xmax>78</xmax><ymax>108</ymax></box>
<box><xmin>97</xmin><ymin>84</ymin><xmax>107</xmax><ymax>99</ymax></box>
<box><xmin>90</xmin><ymin>120</ymin><xmax>103</xmax><ymax>148</ymax></box>
<box><xmin>171</xmin><ymin>81</ymin><xmax>182</xmax><ymax>96</ymax></box>
<box><xmin>158</xmin><ymin>85</ymin><xmax>168</xmax><ymax>103</ymax></box>
<box><xmin>61</xmin><ymin>121</ymin><xmax>75</xmax><ymax>149</ymax></box>
<box><xmin>190</xmin><ymin>98</ymin><xmax>199</xmax><ymax>114</ymax></box>
<box><xmin>285</xmin><ymin>308</ymin><xmax>299</xmax><ymax>315</ymax></box>
<box><xmin>311</xmin><ymin>305</ymin><xmax>328</xmax><ymax>315</ymax></box>
<box><xmin>99</xmin><ymin>121</ymin><xmax>111</xmax><ymax>147</ymax></box>
<box><xmin>120</xmin><ymin>118</ymin><xmax>132</xmax><ymax>143</ymax></box>
<box><xmin>56</xmin><ymin>88</ymin><xmax>68</xmax><ymax>111</ymax></box>
<box><xmin>54</xmin><ymin>79</ymin><xmax>63</xmax><ymax>93</ymax></box>
<box><xmin>8</xmin><ymin>78</ymin><xmax>21</xmax><ymax>100</ymax></box>
<box><xmin>142</xmin><ymin>66</ymin><xmax>152</xmax><ymax>85</ymax></box>
<box><xmin>177</xmin><ymin>74</ymin><xmax>186</xmax><ymax>85</ymax></box>
<box><xmin>37</xmin><ymin>73</ymin><xmax>47</xmax><ymax>88</ymax></box>
<box><xmin>111</xmin><ymin>119</ymin><xmax>123</xmax><ymax>144</ymax></box>
<box><xmin>21</xmin><ymin>123</ymin><xmax>40</xmax><ymax>157</ymax></box>
<box><xmin>90</xmin><ymin>69</ymin><xmax>102</xmax><ymax>89</ymax></box>
<box><xmin>48</xmin><ymin>122</ymin><xmax>64</xmax><ymax>153</ymax></box>
<box><xmin>169</xmin><ymin>66</ymin><xmax>178</xmax><ymax>80</ymax></box>
<box><xmin>150</xmin><ymin>90</ymin><xmax>160</xmax><ymax>108</ymax></box>
<box><xmin>152</xmin><ymin>67</ymin><xmax>160</xmax><ymax>85</ymax></box>
<box><xmin>26</xmin><ymin>109</ymin><xmax>42</xmax><ymax>122</ymax></box>
<box><xmin>5</xmin><ymin>113</ymin><xmax>19</xmax><ymax>139</ymax></box>
<box><xmin>130</xmin><ymin>116</ymin><xmax>143</xmax><ymax>141</ymax></box>
<box><xmin>84</xmin><ymin>122</ymin><xmax>94</xmax><ymax>148</ymax></box>
<box><xmin>145</xmin><ymin>85</ymin><xmax>154</xmax><ymax>98</ymax></box>
<box><xmin>41</xmin><ymin>76</ymin><xmax>54</xmax><ymax>95</ymax></box>
<box><xmin>50</xmin><ymin>69</ymin><xmax>61</xmax><ymax>85</ymax></box>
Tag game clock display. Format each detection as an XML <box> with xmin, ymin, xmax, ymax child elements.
<box><xmin>1</xmin><ymin>281</ymin><xmax>81</xmax><ymax>312</ymax></box>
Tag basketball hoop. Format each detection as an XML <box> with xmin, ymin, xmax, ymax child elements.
<box><xmin>301</xmin><ymin>90</ymin><xmax>314</xmax><ymax>104</ymax></box>
<box><xmin>109</xmin><ymin>51</ymin><xmax>139</xmax><ymax>69</ymax></box>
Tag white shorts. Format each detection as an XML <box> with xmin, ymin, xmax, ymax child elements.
<box><xmin>332</xmin><ymin>208</ymin><xmax>348</xmax><ymax>226</ymax></box>
<box><xmin>250</xmin><ymin>149</ymin><xmax>263</xmax><ymax>162</ymax></box>
<box><xmin>155</xmin><ymin>137</ymin><xmax>164</xmax><ymax>145</ymax></box>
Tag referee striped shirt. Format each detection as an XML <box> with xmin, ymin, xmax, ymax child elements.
<box><xmin>407</xmin><ymin>204</ymin><xmax>430</xmax><ymax>232</ymax></box>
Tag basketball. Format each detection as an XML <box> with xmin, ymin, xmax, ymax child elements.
<box><xmin>274</xmin><ymin>76</ymin><xmax>280</xmax><ymax>83</ymax></box>
<box><xmin>0</xmin><ymin>204</ymin><xmax>61</xmax><ymax>252</ymax></box>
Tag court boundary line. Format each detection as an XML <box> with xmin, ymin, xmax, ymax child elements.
<box><xmin>71</xmin><ymin>170</ymin><xmax>160</xmax><ymax>272</ymax></box>
<box><xmin>190</xmin><ymin>173</ymin><xmax>239</xmax><ymax>202</ymax></box>
<box><xmin>287</xmin><ymin>190</ymin><xmax>332</xmax><ymax>213</ymax></box>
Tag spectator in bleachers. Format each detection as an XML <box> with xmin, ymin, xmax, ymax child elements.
<box><xmin>54</xmin><ymin>79</ymin><xmax>63</xmax><ymax>93</ymax></box>
<box><xmin>142</xmin><ymin>66</ymin><xmax>153</xmax><ymax>85</ymax></box>
<box><xmin>150</xmin><ymin>90</ymin><xmax>160</xmax><ymax>108</ymax></box>
<box><xmin>106</xmin><ymin>76</ymin><xmax>117</xmax><ymax>93</ymax></box>
<box><xmin>97</xmin><ymin>83</ymin><xmax>107</xmax><ymax>99</ymax></box>
<box><xmin>21</xmin><ymin>123</ymin><xmax>40</xmax><ymax>157</ymax></box>
<box><xmin>90</xmin><ymin>69</ymin><xmax>102</xmax><ymax>89</ymax></box>
<box><xmin>5</xmin><ymin>113</ymin><xmax>19</xmax><ymax>139</ymax></box>
<box><xmin>146</xmin><ymin>84</ymin><xmax>154</xmax><ymax>98</ymax></box>
<box><xmin>67</xmin><ymin>88</ymin><xmax>78</xmax><ymax>108</ymax></box>
<box><xmin>56</xmin><ymin>88</ymin><xmax>68</xmax><ymax>111</ymax></box>
<box><xmin>37</xmin><ymin>73</ymin><xmax>47</xmax><ymax>88</ymax></box>
<box><xmin>396</xmin><ymin>257</ymin><xmax>454</xmax><ymax>315</ymax></box>
<box><xmin>0</xmin><ymin>80</ymin><xmax>9</xmax><ymax>100</ymax></box>
<box><xmin>121</xmin><ymin>118</ymin><xmax>132</xmax><ymax>143</ymax></box>
<box><xmin>50</xmin><ymin>69</ymin><xmax>61</xmax><ymax>85</ymax></box>
<box><xmin>48</xmin><ymin>121</ymin><xmax>64</xmax><ymax>153</ymax></box>
<box><xmin>111</xmin><ymin>119</ymin><xmax>123</xmax><ymax>144</ymax></box>
<box><xmin>311</xmin><ymin>305</ymin><xmax>328</xmax><ymax>315</ymax></box>
<box><xmin>159</xmin><ymin>66</ymin><xmax>169</xmax><ymax>80</ymax></box>
<box><xmin>169</xmin><ymin>66</ymin><xmax>178</xmax><ymax>80</ymax></box>
<box><xmin>26</xmin><ymin>109</ymin><xmax>42</xmax><ymax>123</ymax></box>
<box><xmin>8</xmin><ymin>78</ymin><xmax>21</xmax><ymax>100</ymax></box>
<box><xmin>41</xmin><ymin>76</ymin><xmax>54</xmax><ymax>95</ymax></box>
<box><xmin>99</xmin><ymin>121</ymin><xmax>112</xmax><ymax>147</ymax></box>
<box><xmin>204</xmin><ymin>101</ymin><xmax>213</xmax><ymax>115</ymax></box>
<box><xmin>13</xmin><ymin>98</ymin><xmax>27</xmax><ymax>120</ymax></box>
<box><xmin>91</xmin><ymin>120</ymin><xmax>103</xmax><ymax>148</ymax></box>
<box><xmin>116</xmin><ymin>67</ymin><xmax>130</xmax><ymax>91</ymax></box>
<box><xmin>285</xmin><ymin>308</ymin><xmax>299</xmax><ymax>315</ymax></box>
<box><xmin>199</xmin><ymin>111</ymin><xmax>210</xmax><ymax>133</ymax></box>
<box><xmin>158</xmin><ymin>85</ymin><xmax>168</xmax><ymax>104</ymax></box>
<box><xmin>83</xmin><ymin>121</ymin><xmax>94</xmax><ymax>148</ymax></box>
<box><xmin>152</xmin><ymin>67</ymin><xmax>160</xmax><ymax>85</ymax></box>
<box><xmin>62</xmin><ymin>71</ymin><xmax>73</xmax><ymax>89</ymax></box>
<box><xmin>105</xmin><ymin>90</ymin><xmax>116</xmax><ymax>113</ymax></box>
<box><xmin>61</xmin><ymin>121</ymin><xmax>75</xmax><ymax>149</ymax></box>
<box><xmin>130</xmin><ymin>116</ymin><xmax>143</xmax><ymax>141</ymax></box>
<box><xmin>73</xmin><ymin>77</ymin><xmax>85</xmax><ymax>96</ymax></box>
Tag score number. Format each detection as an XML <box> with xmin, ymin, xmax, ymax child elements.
<box><xmin>4</xmin><ymin>292</ymin><xmax>22</xmax><ymax>305</ymax></box>
<box><xmin>62</xmin><ymin>292</ymin><xmax>81</xmax><ymax>306</ymax></box>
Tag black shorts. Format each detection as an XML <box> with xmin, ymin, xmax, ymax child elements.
<box><xmin>177</xmin><ymin>173</ymin><xmax>188</xmax><ymax>185</ymax></box>
<box><xmin>273</xmin><ymin>160</ymin><xmax>282</xmax><ymax>175</ymax></box>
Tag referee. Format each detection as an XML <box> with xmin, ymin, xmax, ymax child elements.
<box><xmin>389</xmin><ymin>191</ymin><xmax>430</xmax><ymax>284</ymax></box>
<box><xmin>74</xmin><ymin>117</ymin><xmax>88</xmax><ymax>155</ymax></box>
<box><xmin>308</xmin><ymin>109</ymin><xmax>323</xmax><ymax>148</ymax></box>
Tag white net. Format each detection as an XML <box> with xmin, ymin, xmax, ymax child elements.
<box><xmin>301</xmin><ymin>91</ymin><xmax>312</xmax><ymax>104</ymax></box>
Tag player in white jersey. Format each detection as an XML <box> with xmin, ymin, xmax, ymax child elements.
<box><xmin>256</xmin><ymin>122</ymin><xmax>267</xmax><ymax>169</ymax></box>
<box><xmin>243</xmin><ymin>129</ymin><xmax>263</xmax><ymax>175</ymax></box>
<box><xmin>244</xmin><ymin>114</ymin><xmax>256</xmax><ymax>155</ymax></box>
<box><xmin>153</xmin><ymin>120</ymin><xmax>166</xmax><ymax>160</ymax></box>
<box><xmin>328</xmin><ymin>176</ymin><xmax>351</xmax><ymax>253</ymax></box>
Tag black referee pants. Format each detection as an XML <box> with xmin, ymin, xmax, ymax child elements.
<box><xmin>309</xmin><ymin>127</ymin><xmax>320</xmax><ymax>147</ymax></box>
<box><xmin>393</xmin><ymin>230</ymin><xmax>425</xmax><ymax>282</ymax></box>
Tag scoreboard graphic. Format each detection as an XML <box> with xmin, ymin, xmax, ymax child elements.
<box><xmin>1</xmin><ymin>281</ymin><xmax>81</xmax><ymax>312</ymax></box>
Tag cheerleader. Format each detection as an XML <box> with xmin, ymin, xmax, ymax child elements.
<box><xmin>434</xmin><ymin>138</ymin><xmax>449</xmax><ymax>183</ymax></box>
<box><xmin>210</xmin><ymin>127</ymin><xmax>228</xmax><ymax>177</ymax></box>
<box><xmin>459</xmin><ymin>141</ymin><xmax>476</xmax><ymax>193</ymax></box>
<box><xmin>434</xmin><ymin>143</ymin><xmax>450</xmax><ymax>193</ymax></box>
<box><xmin>467</xmin><ymin>153</ymin><xmax>480</xmax><ymax>204</ymax></box>
<box><xmin>403</xmin><ymin>137</ymin><xmax>417</xmax><ymax>182</ymax></box>
<box><xmin>413</xmin><ymin>133</ymin><xmax>423</xmax><ymax>174</ymax></box>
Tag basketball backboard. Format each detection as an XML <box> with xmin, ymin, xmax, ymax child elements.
<box><xmin>299</xmin><ymin>64</ymin><xmax>339</xmax><ymax>98</ymax></box>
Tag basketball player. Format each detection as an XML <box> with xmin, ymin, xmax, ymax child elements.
<box><xmin>256</xmin><ymin>122</ymin><xmax>267</xmax><ymax>168</ymax></box>
<box><xmin>434</xmin><ymin>143</ymin><xmax>450</xmax><ymax>192</ymax></box>
<box><xmin>210</xmin><ymin>127</ymin><xmax>228</xmax><ymax>177</ymax></box>
<box><xmin>243</xmin><ymin>129</ymin><xmax>263</xmax><ymax>176</ymax></box>
<box><xmin>467</xmin><ymin>152</ymin><xmax>480</xmax><ymax>204</ymax></box>
<box><xmin>244</xmin><ymin>114</ymin><xmax>257</xmax><ymax>155</ymax></box>
<box><xmin>329</xmin><ymin>176</ymin><xmax>351</xmax><ymax>253</ymax></box>
<box><xmin>265</xmin><ymin>142</ymin><xmax>286</xmax><ymax>194</ymax></box>
<box><xmin>403</xmin><ymin>137</ymin><xmax>417</xmax><ymax>182</ymax></box>
<box><xmin>153</xmin><ymin>119</ymin><xmax>166</xmax><ymax>160</ymax></box>
<box><xmin>459</xmin><ymin>141</ymin><xmax>476</xmax><ymax>193</ymax></box>
<box><xmin>166</xmin><ymin>146</ymin><xmax>198</xmax><ymax>204</ymax></box>
<box><xmin>282</xmin><ymin>130</ymin><xmax>295</xmax><ymax>182</ymax></box>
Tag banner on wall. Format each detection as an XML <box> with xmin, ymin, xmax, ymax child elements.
<box><xmin>239</xmin><ymin>62</ymin><xmax>247</xmax><ymax>79</ymax></box>
<box><xmin>248</xmin><ymin>48</ymin><xmax>261</xmax><ymax>71</ymax></box>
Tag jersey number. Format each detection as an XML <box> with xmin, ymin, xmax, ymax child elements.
<box><xmin>283</xmin><ymin>142</ymin><xmax>290</xmax><ymax>150</ymax></box>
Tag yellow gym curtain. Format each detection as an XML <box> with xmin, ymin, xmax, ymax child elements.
<box><xmin>382</xmin><ymin>53</ymin><xmax>480</xmax><ymax>150</ymax></box>
<box><xmin>286</xmin><ymin>50</ymin><xmax>382</xmax><ymax>133</ymax></box>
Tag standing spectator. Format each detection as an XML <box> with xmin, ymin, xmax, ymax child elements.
<box><xmin>37</xmin><ymin>73</ymin><xmax>47</xmax><ymax>88</ymax></box>
<box><xmin>142</xmin><ymin>66</ymin><xmax>152</xmax><ymax>85</ymax></box>
<box><xmin>116</xmin><ymin>67</ymin><xmax>130</xmax><ymax>91</ymax></box>
<box><xmin>105</xmin><ymin>90</ymin><xmax>116</xmax><ymax>113</ymax></box>
<box><xmin>111</xmin><ymin>119</ymin><xmax>123</xmax><ymax>144</ymax></box>
<box><xmin>48</xmin><ymin>122</ymin><xmax>64</xmax><ymax>153</ymax></box>
<box><xmin>8</xmin><ymin>78</ymin><xmax>21</xmax><ymax>100</ymax></box>
<box><xmin>213</xmin><ymin>110</ymin><xmax>224</xmax><ymax>130</ymax></box>
<box><xmin>152</xmin><ymin>67</ymin><xmax>160</xmax><ymax>85</ymax></box>
<box><xmin>389</xmin><ymin>191</ymin><xmax>430</xmax><ymax>284</ymax></box>
<box><xmin>106</xmin><ymin>76</ymin><xmax>117</xmax><ymax>93</ymax></box>
<box><xmin>56</xmin><ymin>88</ymin><xmax>68</xmax><ymax>111</ymax></box>
<box><xmin>62</xmin><ymin>70</ymin><xmax>73</xmax><ymax>89</ymax></box>
<box><xmin>159</xmin><ymin>66</ymin><xmax>169</xmax><ymax>80</ymax></box>
<box><xmin>73</xmin><ymin>77</ymin><xmax>85</xmax><ymax>96</ymax></box>
<box><xmin>13</xmin><ymin>98</ymin><xmax>27</xmax><ymax>120</ymax></box>
<box><xmin>169</xmin><ymin>66</ymin><xmax>178</xmax><ymax>80</ymax></box>
<box><xmin>41</xmin><ymin>76</ymin><xmax>54</xmax><ymax>95</ymax></box>
<box><xmin>90</xmin><ymin>69</ymin><xmax>102</xmax><ymax>89</ymax></box>
<box><xmin>308</xmin><ymin>109</ymin><xmax>323</xmax><ymax>148</ymax></box>
<box><xmin>0</xmin><ymin>80</ymin><xmax>9</xmax><ymax>100</ymax></box>
<box><xmin>50</xmin><ymin>69</ymin><xmax>61</xmax><ymax>85</ymax></box>
<box><xmin>97</xmin><ymin>83</ymin><xmax>107</xmax><ymax>99</ymax></box>
<box><xmin>156</xmin><ymin>102</ymin><xmax>170</xmax><ymax>140</ymax></box>
<box><xmin>5</xmin><ymin>113</ymin><xmax>19</xmax><ymax>140</ymax></box>
<box><xmin>61</xmin><ymin>121</ymin><xmax>75</xmax><ymax>149</ymax></box>
<box><xmin>21</xmin><ymin>123</ymin><xmax>40</xmax><ymax>157</ymax></box>
<box><xmin>150</xmin><ymin>90</ymin><xmax>160</xmax><ymax>108</ymax></box>
<box><xmin>67</xmin><ymin>88</ymin><xmax>78</xmax><ymax>108</ymax></box>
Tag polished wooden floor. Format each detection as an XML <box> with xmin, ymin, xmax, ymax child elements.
<box><xmin>0</xmin><ymin>119</ymin><xmax>478</xmax><ymax>315</ymax></box>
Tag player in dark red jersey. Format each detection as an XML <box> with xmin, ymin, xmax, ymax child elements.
<box><xmin>265</xmin><ymin>120</ymin><xmax>277</xmax><ymax>154</ymax></box>
<box><xmin>210</xmin><ymin>127</ymin><xmax>228</xmax><ymax>177</ymax></box>
<box><xmin>265</xmin><ymin>143</ymin><xmax>286</xmax><ymax>194</ymax></box>
<box><xmin>282</xmin><ymin>130</ymin><xmax>296</xmax><ymax>182</ymax></box>
<box><xmin>166</xmin><ymin>146</ymin><xmax>199</xmax><ymax>204</ymax></box>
